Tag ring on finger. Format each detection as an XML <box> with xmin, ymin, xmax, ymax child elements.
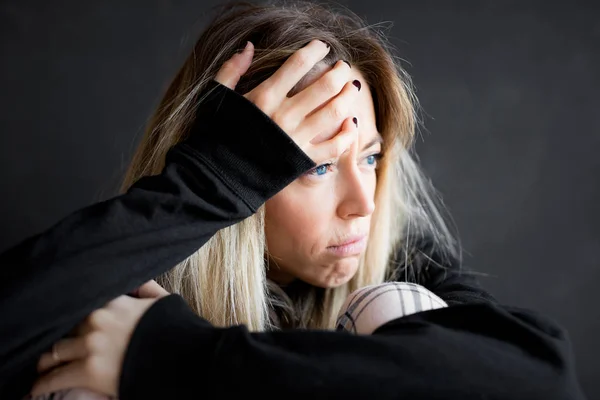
<box><xmin>51</xmin><ymin>342</ymin><xmax>61</xmax><ymax>364</ymax></box>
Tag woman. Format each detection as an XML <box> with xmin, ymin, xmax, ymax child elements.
<box><xmin>0</xmin><ymin>1</ymin><xmax>584</xmax><ymax>399</ymax></box>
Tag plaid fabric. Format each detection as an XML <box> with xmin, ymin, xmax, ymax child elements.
<box><xmin>336</xmin><ymin>282</ymin><xmax>448</xmax><ymax>334</ymax></box>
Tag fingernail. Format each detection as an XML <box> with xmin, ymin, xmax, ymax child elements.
<box><xmin>352</xmin><ymin>80</ymin><xmax>361</xmax><ymax>91</ymax></box>
<box><xmin>342</xmin><ymin>60</ymin><xmax>351</xmax><ymax>68</ymax></box>
<box><xmin>244</xmin><ymin>41</ymin><xmax>251</xmax><ymax>51</ymax></box>
<box><xmin>353</xmin><ymin>117</ymin><xmax>358</xmax><ymax>127</ymax></box>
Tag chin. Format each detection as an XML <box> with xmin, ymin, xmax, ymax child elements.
<box><xmin>322</xmin><ymin>276</ymin><xmax>353</xmax><ymax>288</ymax></box>
<box><xmin>314</xmin><ymin>261</ymin><xmax>360</xmax><ymax>288</ymax></box>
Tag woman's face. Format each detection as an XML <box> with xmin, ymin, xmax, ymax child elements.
<box><xmin>265</xmin><ymin>66</ymin><xmax>382</xmax><ymax>288</ymax></box>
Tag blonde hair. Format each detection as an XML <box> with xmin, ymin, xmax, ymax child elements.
<box><xmin>119</xmin><ymin>0</ymin><xmax>459</xmax><ymax>331</ymax></box>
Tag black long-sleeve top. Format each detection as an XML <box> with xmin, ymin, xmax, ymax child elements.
<box><xmin>0</xmin><ymin>80</ymin><xmax>585</xmax><ymax>399</ymax></box>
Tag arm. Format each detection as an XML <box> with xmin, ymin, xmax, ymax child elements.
<box><xmin>0</xmin><ymin>80</ymin><xmax>584</xmax><ymax>399</ymax></box>
<box><xmin>0</xmin><ymin>79</ymin><xmax>315</xmax><ymax>398</ymax></box>
<box><xmin>118</xmin><ymin>293</ymin><xmax>585</xmax><ymax>399</ymax></box>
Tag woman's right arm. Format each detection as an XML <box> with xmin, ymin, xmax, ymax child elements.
<box><xmin>0</xmin><ymin>79</ymin><xmax>316</xmax><ymax>398</ymax></box>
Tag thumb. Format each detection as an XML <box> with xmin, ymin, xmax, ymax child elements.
<box><xmin>214</xmin><ymin>41</ymin><xmax>254</xmax><ymax>90</ymax></box>
<box><xmin>133</xmin><ymin>279</ymin><xmax>169</xmax><ymax>299</ymax></box>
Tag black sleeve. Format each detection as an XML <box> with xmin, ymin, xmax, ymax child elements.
<box><xmin>0</xmin><ymin>80</ymin><xmax>586</xmax><ymax>400</ymax></box>
<box><xmin>118</xmin><ymin>293</ymin><xmax>586</xmax><ymax>400</ymax></box>
<box><xmin>0</xmin><ymin>79</ymin><xmax>316</xmax><ymax>399</ymax></box>
<box><xmin>399</xmin><ymin>236</ymin><xmax>498</xmax><ymax>305</ymax></box>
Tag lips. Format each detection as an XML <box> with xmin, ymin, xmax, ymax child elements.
<box><xmin>328</xmin><ymin>234</ymin><xmax>367</xmax><ymax>248</ymax></box>
<box><xmin>326</xmin><ymin>234</ymin><xmax>368</xmax><ymax>257</ymax></box>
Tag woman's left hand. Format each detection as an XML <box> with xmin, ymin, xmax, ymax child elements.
<box><xmin>30</xmin><ymin>280</ymin><xmax>169</xmax><ymax>397</ymax></box>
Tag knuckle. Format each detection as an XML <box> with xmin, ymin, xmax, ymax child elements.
<box><xmin>88</xmin><ymin>309</ymin><xmax>110</xmax><ymax>328</ymax></box>
<box><xmin>272</xmin><ymin>111</ymin><xmax>295</xmax><ymax>134</ymax></box>
<box><xmin>254</xmin><ymin>90</ymin><xmax>274</xmax><ymax>110</ymax></box>
<box><xmin>291</xmin><ymin>51</ymin><xmax>311</xmax><ymax>70</ymax></box>
<box><xmin>270</xmin><ymin>109</ymin><xmax>284</xmax><ymax>125</ymax></box>
<box><xmin>329</xmin><ymin>101</ymin><xmax>346</xmax><ymax>120</ymax></box>
<box><xmin>84</xmin><ymin>332</ymin><xmax>106</xmax><ymax>351</ymax></box>
<box><xmin>221</xmin><ymin>57</ymin><xmax>237</xmax><ymax>69</ymax></box>
<box><xmin>318</xmin><ymin>74</ymin><xmax>339</xmax><ymax>95</ymax></box>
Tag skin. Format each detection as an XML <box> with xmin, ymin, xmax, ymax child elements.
<box><xmin>31</xmin><ymin>40</ymin><xmax>384</xmax><ymax>396</ymax></box>
<box><xmin>31</xmin><ymin>280</ymin><xmax>168</xmax><ymax>397</ymax></box>
<box><xmin>265</xmin><ymin>64</ymin><xmax>383</xmax><ymax>289</ymax></box>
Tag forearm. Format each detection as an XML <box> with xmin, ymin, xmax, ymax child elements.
<box><xmin>119</xmin><ymin>294</ymin><xmax>585</xmax><ymax>399</ymax></box>
<box><xmin>0</xmin><ymin>80</ymin><xmax>315</xmax><ymax>398</ymax></box>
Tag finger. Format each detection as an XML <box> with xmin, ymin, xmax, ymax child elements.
<box><xmin>266</xmin><ymin>39</ymin><xmax>331</xmax><ymax>102</ymax></box>
<box><xmin>288</xmin><ymin>59</ymin><xmax>352</xmax><ymax>122</ymax></box>
<box><xmin>214</xmin><ymin>41</ymin><xmax>254</xmax><ymax>90</ymax></box>
<box><xmin>135</xmin><ymin>279</ymin><xmax>169</xmax><ymax>299</ymax></box>
<box><xmin>104</xmin><ymin>294</ymin><xmax>131</xmax><ymax>311</ymax></box>
<box><xmin>308</xmin><ymin>117</ymin><xmax>358</xmax><ymax>163</ymax></box>
<box><xmin>77</xmin><ymin>307</ymin><xmax>118</xmax><ymax>337</ymax></box>
<box><xmin>37</xmin><ymin>337</ymin><xmax>89</xmax><ymax>373</ymax></box>
<box><xmin>30</xmin><ymin>360</ymin><xmax>90</xmax><ymax>397</ymax></box>
<box><xmin>301</xmin><ymin>80</ymin><xmax>359</xmax><ymax>145</ymax></box>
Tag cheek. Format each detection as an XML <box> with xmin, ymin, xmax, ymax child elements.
<box><xmin>265</xmin><ymin>186</ymin><xmax>331</xmax><ymax>255</ymax></box>
<box><xmin>365</xmin><ymin>169</ymin><xmax>378</xmax><ymax>194</ymax></box>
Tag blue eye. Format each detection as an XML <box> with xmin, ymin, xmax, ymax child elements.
<box><xmin>306</xmin><ymin>153</ymin><xmax>383</xmax><ymax>178</ymax></box>
<box><xmin>307</xmin><ymin>163</ymin><xmax>332</xmax><ymax>176</ymax></box>
<box><xmin>365</xmin><ymin>153</ymin><xmax>383</xmax><ymax>167</ymax></box>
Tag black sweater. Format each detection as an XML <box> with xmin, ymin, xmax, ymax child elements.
<box><xmin>0</xmin><ymin>80</ymin><xmax>585</xmax><ymax>399</ymax></box>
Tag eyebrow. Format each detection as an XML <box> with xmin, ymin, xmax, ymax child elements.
<box><xmin>361</xmin><ymin>134</ymin><xmax>384</xmax><ymax>151</ymax></box>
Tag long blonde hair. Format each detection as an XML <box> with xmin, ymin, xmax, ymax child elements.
<box><xmin>120</xmin><ymin>0</ymin><xmax>459</xmax><ymax>331</ymax></box>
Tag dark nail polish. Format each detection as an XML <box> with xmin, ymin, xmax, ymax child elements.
<box><xmin>353</xmin><ymin>117</ymin><xmax>358</xmax><ymax>127</ymax></box>
<box><xmin>342</xmin><ymin>60</ymin><xmax>351</xmax><ymax>68</ymax></box>
<box><xmin>352</xmin><ymin>80</ymin><xmax>361</xmax><ymax>91</ymax></box>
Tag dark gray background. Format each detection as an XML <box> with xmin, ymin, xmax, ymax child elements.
<box><xmin>0</xmin><ymin>0</ymin><xmax>597</xmax><ymax>397</ymax></box>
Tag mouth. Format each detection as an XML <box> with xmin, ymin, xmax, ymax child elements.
<box><xmin>326</xmin><ymin>234</ymin><xmax>368</xmax><ymax>257</ymax></box>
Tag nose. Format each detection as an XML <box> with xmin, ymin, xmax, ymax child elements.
<box><xmin>336</xmin><ymin>163</ymin><xmax>376</xmax><ymax>219</ymax></box>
